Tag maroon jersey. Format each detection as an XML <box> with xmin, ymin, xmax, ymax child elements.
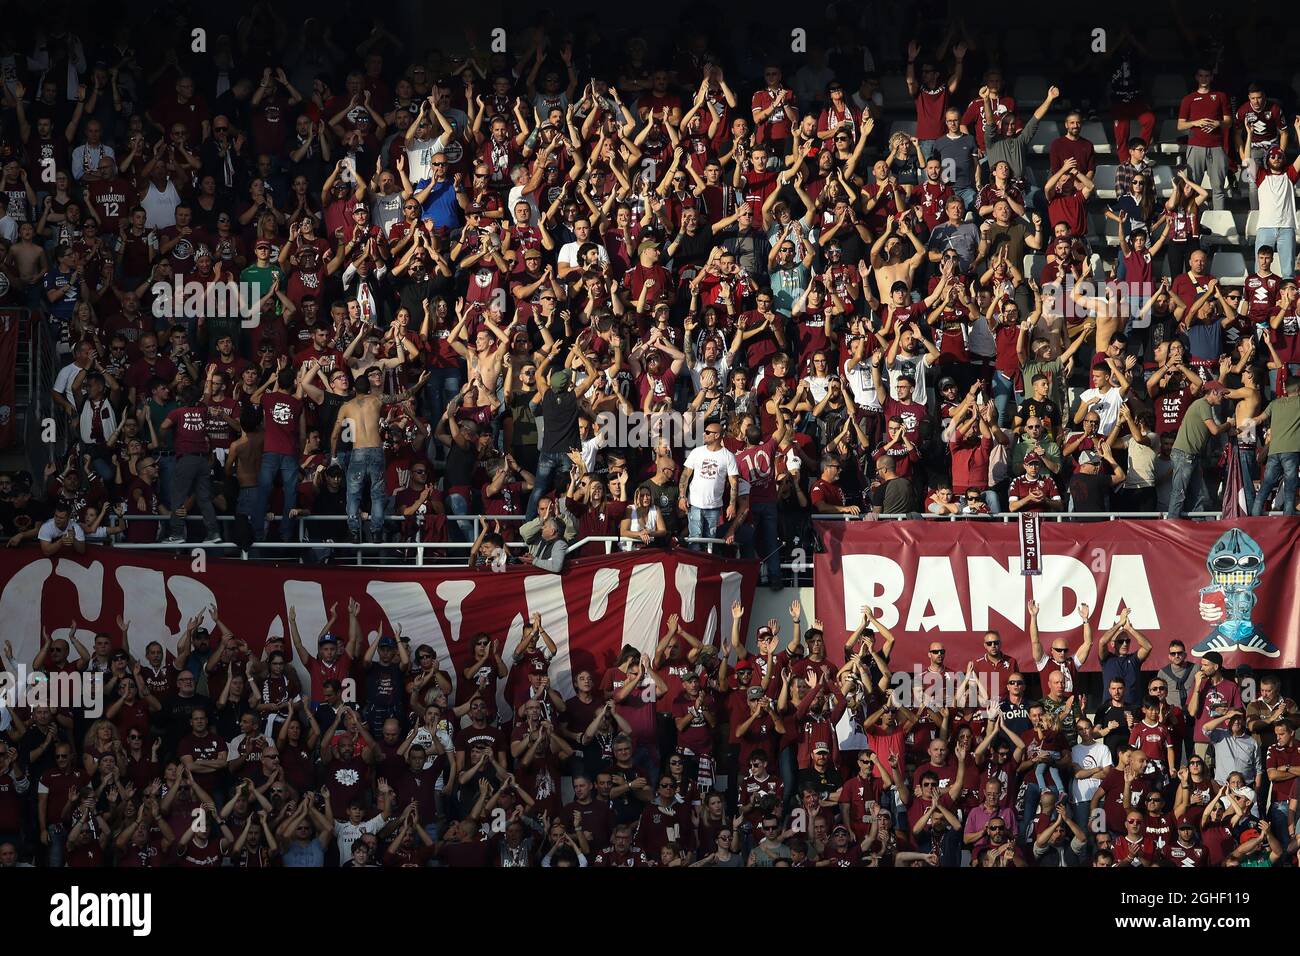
<box><xmin>1244</xmin><ymin>272</ymin><xmax>1281</xmax><ymax>325</ymax></box>
<box><xmin>1007</xmin><ymin>474</ymin><xmax>1061</xmax><ymax>510</ymax></box>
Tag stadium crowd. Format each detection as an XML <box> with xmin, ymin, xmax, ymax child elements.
<box><xmin>0</xmin><ymin>2</ymin><xmax>1299</xmax><ymax>868</ymax></box>
<box><xmin>2</xmin><ymin>596</ymin><xmax>1300</xmax><ymax>868</ymax></box>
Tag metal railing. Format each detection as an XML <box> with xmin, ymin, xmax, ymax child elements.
<box><xmin>103</xmin><ymin>514</ymin><xmax>729</xmax><ymax>568</ymax></box>
<box><xmin>13</xmin><ymin>308</ymin><xmax>56</xmax><ymax>466</ymax></box>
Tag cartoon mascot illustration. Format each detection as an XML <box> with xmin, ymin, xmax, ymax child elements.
<box><xmin>1193</xmin><ymin>528</ymin><xmax>1278</xmax><ymax>658</ymax></box>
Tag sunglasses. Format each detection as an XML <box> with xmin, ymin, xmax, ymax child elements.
<box><xmin>985</xmin><ymin>641</ymin><xmax>1001</xmax><ymax>647</ymax></box>
<box><xmin>1007</xmin><ymin>680</ymin><xmax>1024</xmax><ymax>686</ymax></box>
<box><xmin>929</xmin><ymin>649</ymin><xmax>945</xmax><ymax>655</ymax></box>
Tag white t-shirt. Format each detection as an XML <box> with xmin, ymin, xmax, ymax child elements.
<box><xmin>888</xmin><ymin>353</ymin><xmax>933</xmax><ymax>404</ymax></box>
<box><xmin>558</xmin><ymin>239</ymin><xmax>608</xmax><ymax>271</ymax></box>
<box><xmin>53</xmin><ymin>361</ymin><xmax>88</xmax><ymax>408</ymax></box>
<box><xmin>38</xmin><ymin>518</ymin><xmax>84</xmax><ymax>543</ymax></box>
<box><xmin>406</xmin><ymin>134</ymin><xmax>450</xmax><ymax>185</ymax></box>
<box><xmin>1069</xmin><ymin>741</ymin><xmax>1113</xmax><ymax>803</ymax></box>
<box><xmin>333</xmin><ymin>813</ymin><xmax>386</xmax><ymax>861</ymax></box>
<box><xmin>1077</xmin><ymin>386</ymin><xmax>1124</xmax><ymax>436</ymax></box>
<box><xmin>683</xmin><ymin>445</ymin><xmax>738</xmax><ymax>509</ymax></box>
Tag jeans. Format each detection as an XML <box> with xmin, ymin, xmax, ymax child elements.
<box><xmin>46</xmin><ymin>825</ymin><xmax>67</xmax><ymax>867</ymax></box>
<box><xmin>1256</xmin><ymin>227</ymin><xmax>1296</xmax><ymax>279</ymax></box>
<box><xmin>526</xmin><ymin>450</ymin><xmax>572</xmax><ymax>519</ymax></box>
<box><xmin>445</xmin><ymin>493</ymin><xmax>472</xmax><ymax>541</ymax></box>
<box><xmin>1165</xmin><ymin>448</ymin><xmax>1205</xmax><ymax>518</ymax></box>
<box><xmin>991</xmin><ymin>371</ymin><xmax>1015</xmax><ymax>428</ymax></box>
<box><xmin>687</xmin><ymin>505</ymin><xmax>722</xmax><ymax>547</ymax></box>
<box><xmin>1238</xmin><ymin>445</ymin><xmax>1259</xmax><ymax>514</ymax></box>
<box><xmin>255</xmin><ymin>451</ymin><xmax>300</xmax><ymax>541</ymax></box>
<box><xmin>156</xmin><ymin>454</ymin><xmax>175</xmax><ymax>510</ymax></box>
<box><xmin>422</xmin><ymin>368</ymin><xmax>463</xmax><ymax>443</ymax></box>
<box><xmin>1252</xmin><ymin>452</ymin><xmax>1299</xmax><ymax>515</ymax></box>
<box><xmin>169</xmin><ymin>453</ymin><xmax>219</xmax><ymax>539</ymax></box>
<box><xmin>346</xmin><ymin>446</ymin><xmax>387</xmax><ymax>537</ymax></box>
<box><xmin>1185</xmin><ymin>145</ymin><xmax>1228</xmax><ymax>210</ymax></box>
<box><xmin>749</xmin><ymin>501</ymin><xmax>781</xmax><ymax>584</ymax></box>
<box><xmin>918</xmin><ymin>139</ymin><xmax>937</xmax><ymax>162</ymax></box>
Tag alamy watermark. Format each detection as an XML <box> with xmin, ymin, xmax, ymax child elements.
<box><xmin>888</xmin><ymin>667</ymin><xmax>1002</xmax><ymax>710</ymax></box>
<box><xmin>0</xmin><ymin>665</ymin><xmax>104</xmax><ymax>718</ymax></box>
<box><xmin>595</xmin><ymin>409</ymin><xmax>711</xmax><ymax>450</ymax></box>
<box><xmin>150</xmin><ymin>277</ymin><xmax>266</xmax><ymax>328</ymax></box>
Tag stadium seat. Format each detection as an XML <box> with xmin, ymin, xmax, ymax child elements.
<box><xmin>1029</xmin><ymin>121</ymin><xmax>1059</xmax><ymax>156</ymax></box>
<box><xmin>1245</xmin><ymin>209</ymin><xmax>1260</xmax><ymax>240</ymax></box>
<box><xmin>1081</xmin><ymin>121</ymin><xmax>1112</xmax><ymax>154</ymax></box>
<box><xmin>1012</xmin><ymin>74</ymin><xmax>1048</xmax><ymax>107</ymax></box>
<box><xmin>1023</xmin><ymin>253</ymin><xmax>1046</xmax><ymax>281</ymax></box>
<box><xmin>1150</xmin><ymin>164</ymin><xmax>1174</xmax><ymax>198</ymax></box>
<box><xmin>1210</xmin><ymin>250</ymin><xmax>1247</xmax><ymax>284</ymax></box>
<box><xmin>1156</xmin><ymin>118</ymin><xmax>1186</xmax><ymax>155</ymax></box>
<box><xmin>1150</xmin><ymin>73</ymin><xmax>1187</xmax><ymax>110</ymax></box>
<box><xmin>1198</xmin><ymin>210</ymin><xmax>1241</xmax><ymax>248</ymax></box>
<box><xmin>889</xmin><ymin>119</ymin><xmax>916</xmax><ymax>141</ymax></box>
<box><xmin>880</xmin><ymin>74</ymin><xmax>911</xmax><ymax>111</ymax></box>
<box><xmin>1092</xmin><ymin>165</ymin><xmax>1119</xmax><ymax>200</ymax></box>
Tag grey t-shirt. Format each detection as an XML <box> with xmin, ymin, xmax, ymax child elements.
<box><xmin>930</xmin><ymin>133</ymin><xmax>978</xmax><ymax>190</ymax></box>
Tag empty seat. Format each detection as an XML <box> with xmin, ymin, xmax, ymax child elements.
<box><xmin>1156</xmin><ymin>118</ymin><xmax>1187</xmax><ymax>155</ymax></box>
<box><xmin>1245</xmin><ymin>209</ymin><xmax>1260</xmax><ymax>239</ymax></box>
<box><xmin>1080</xmin><ymin>121</ymin><xmax>1112</xmax><ymax>154</ymax></box>
<box><xmin>880</xmin><ymin>74</ymin><xmax>912</xmax><ymax>111</ymax></box>
<box><xmin>1210</xmin><ymin>250</ymin><xmax>1247</xmax><ymax>284</ymax></box>
<box><xmin>1012</xmin><ymin>74</ymin><xmax>1048</xmax><ymax>107</ymax></box>
<box><xmin>1024</xmin><ymin>253</ymin><xmax>1046</xmax><ymax>281</ymax></box>
<box><xmin>1093</xmin><ymin>165</ymin><xmax>1119</xmax><ymax>199</ymax></box>
<box><xmin>1029</xmin><ymin>120</ymin><xmax>1060</xmax><ymax>155</ymax></box>
<box><xmin>1198</xmin><ymin>210</ymin><xmax>1242</xmax><ymax>247</ymax></box>
<box><xmin>1150</xmin><ymin>72</ymin><xmax>1188</xmax><ymax>110</ymax></box>
<box><xmin>889</xmin><ymin>119</ymin><xmax>916</xmax><ymax>141</ymax></box>
<box><xmin>1150</xmin><ymin>164</ymin><xmax>1175</xmax><ymax>198</ymax></box>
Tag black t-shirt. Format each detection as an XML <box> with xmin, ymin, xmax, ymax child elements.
<box><xmin>637</xmin><ymin>478</ymin><xmax>681</xmax><ymax>533</ymax></box>
<box><xmin>318</xmin><ymin>392</ymin><xmax>351</xmax><ymax>455</ymax></box>
<box><xmin>537</xmin><ymin>388</ymin><xmax>580</xmax><ymax>454</ymax></box>
<box><xmin>1015</xmin><ymin>398</ymin><xmax>1061</xmax><ymax>433</ymax></box>
<box><xmin>0</xmin><ymin>497</ymin><xmax>50</xmax><ymax>538</ymax></box>
<box><xmin>1068</xmin><ymin>472</ymin><xmax>1112</xmax><ymax>512</ymax></box>
<box><xmin>365</xmin><ymin>660</ymin><xmax>405</xmax><ymax>709</ymax></box>
<box><xmin>795</xmin><ymin>765</ymin><xmax>843</xmax><ymax>801</ymax></box>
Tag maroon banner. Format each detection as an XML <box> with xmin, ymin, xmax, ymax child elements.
<box><xmin>0</xmin><ymin>311</ymin><xmax>17</xmax><ymax>448</ymax></box>
<box><xmin>1019</xmin><ymin>512</ymin><xmax>1042</xmax><ymax>576</ymax></box>
<box><xmin>817</xmin><ymin>518</ymin><xmax>1300</xmax><ymax>671</ymax></box>
<box><xmin>0</xmin><ymin>548</ymin><xmax>757</xmax><ymax>715</ymax></box>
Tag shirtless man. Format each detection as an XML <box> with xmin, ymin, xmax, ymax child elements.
<box><xmin>226</xmin><ymin>407</ymin><xmax>264</xmax><ymax>528</ymax></box>
<box><xmin>869</xmin><ymin>215</ymin><xmax>926</xmax><ymax>300</ymax></box>
<box><xmin>1226</xmin><ymin>345</ymin><xmax>1264</xmax><ymax>508</ymax></box>
<box><xmin>1069</xmin><ymin>258</ymin><xmax>1125</xmax><ymax>355</ymax></box>
<box><xmin>11</xmin><ymin>221</ymin><xmax>46</xmax><ymax>292</ymax></box>
<box><xmin>331</xmin><ymin>366</ymin><xmax>429</xmax><ymax>544</ymax></box>
<box><xmin>449</xmin><ymin>297</ymin><xmax>508</xmax><ymax>395</ymax></box>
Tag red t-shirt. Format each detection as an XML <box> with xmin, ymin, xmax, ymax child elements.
<box><xmin>260</xmin><ymin>391</ymin><xmax>303</xmax><ymax>455</ymax></box>
<box><xmin>1179</xmin><ymin>91</ymin><xmax>1230</xmax><ymax>150</ymax></box>
<box><xmin>166</xmin><ymin>406</ymin><xmax>212</xmax><ymax>455</ymax></box>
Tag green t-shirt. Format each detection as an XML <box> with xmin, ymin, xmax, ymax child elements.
<box><xmin>239</xmin><ymin>264</ymin><xmax>285</xmax><ymax>327</ymax></box>
<box><xmin>1021</xmin><ymin>358</ymin><xmax>1066</xmax><ymax>412</ymax></box>
<box><xmin>1263</xmin><ymin>395</ymin><xmax>1300</xmax><ymax>455</ymax></box>
<box><xmin>1173</xmin><ymin>398</ymin><xmax>1216</xmax><ymax>456</ymax></box>
<box><xmin>507</xmin><ymin>390</ymin><xmax>539</xmax><ymax>451</ymax></box>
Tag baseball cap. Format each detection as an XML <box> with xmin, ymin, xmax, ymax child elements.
<box><xmin>1024</xmin><ymin>452</ymin><xmax>1043</xmax><ymax>465</ymax></box>
<box><xmin>637</xmin><ymin>240</ymin><xmax>659</xmax><ymax>257</ymax></box>
<box><xmin>1078</xmin><ymin>450</ymin><xmax>1101</xmax><ymax>466</ymax></box>
<box><xmin>681</xmin><ymin>670</ymin><xmax>700</xmax><ymax>683</ymax></box>
<box><xmin>318</xmin><ymin>633</ymin><xmax>338</xmax><ymax>646</ymax></box>
<box><xmin>734</xmin><ymin>660</ymin><xmax>754</xmax><ymax>673</ymax></box>
<box><xmin>1238</xmin><ymin>827</ymin><xmax>1261</xmax><ymax>846</ymax></box>
<box><xmin>377</xmin><ymin>635</ymin><xmax>398</xmax><ymax>649</ymax></box>
<box><xmin>467</xmin><ymin>202</ymin><xmax>484</xmax><ymax>214</ymax></box>
<box><xmin>1202</xmin><ymin>381</ymin><xmax>1226</xmax><ymax>395</ymax></box>
<box><xmin>549</xmin><ymin>369</ymin><xmax>570</xmax><ymax>390</ymax></box>
<box><xmin>813</xmin><ymin>741</ymin><xmax>831</xmax><ymax>754</ymax></box>
<box><xmin>746</xmin><ymin>686</ymin><xmax>764</xmax><ymax>700</ymax></box>
<box><xmin>938</xmin><ymin>376</ymin><xmax>957</xmax><ymax>390</ymax></box>
<box><xmin>757</xmin><ymin>625</ymin><xmax>774</xmax><ymax>640</ymax></box>
<box><xmin>531</xmin><ymin>659</ymin><xmax>548</xmax><ymax>673</ymax></box>
<box><xmin>1269</xmin><ymin>146</ymin><xmax>1284</xmax><ymax>160</ymax></box>
<box><xmin>1203</xmin><ymin>651</ymin><xmax>1224</xmax><ymax>666</ymax></box>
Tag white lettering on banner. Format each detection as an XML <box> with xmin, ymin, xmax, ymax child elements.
<box><xmin>844</xmin><ymin>553</ymin><xmax>1160</xmax><ymax>633</ymax></box>
<box><xmin>675</xmin><ymin>562</ymin><xmax>699</xmax><ymax>624</ymax></box>
<box><xmin>0</xmin><ymin>556</ymin><xmax>745</xmax><ymax>702</ymax></box>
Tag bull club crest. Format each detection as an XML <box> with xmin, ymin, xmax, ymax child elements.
<box><xmin>1193</xmin><ymin>528</ymin><xmax>1278</xmax><ymax>658</ymax></box>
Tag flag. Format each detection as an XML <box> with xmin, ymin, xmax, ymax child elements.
<box><xmin>1221</xmin><ymin>438</ymin><xmax>1244</xmax><ymax>519</ymax></box>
